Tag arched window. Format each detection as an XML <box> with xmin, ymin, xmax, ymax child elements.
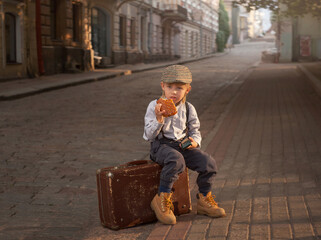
<box><xmin>5</xmin><ymin>13</ymin><xmax>16</xmax><ymax>63</ymax></box>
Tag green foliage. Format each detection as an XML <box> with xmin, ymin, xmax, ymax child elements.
<box><xmin>216</xmin><ymin>31</ymin><xmax>226</xmax><ymax>52</ymax></box>
<box><xmin>216</xmin><ymin>0</ymin><xmax>230</xmax><ymax>51</ymax></box>
<box><xmin>233</xmin><ymin>0</ymin><xmax>321</xmax><ymax>18</ymax></box>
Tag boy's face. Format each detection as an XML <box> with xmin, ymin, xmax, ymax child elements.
<box><xmin>161</xmin><ymin>82</ymin><xmax>191</xmax><ymax>105</ymax></box>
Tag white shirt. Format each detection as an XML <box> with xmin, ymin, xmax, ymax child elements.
<box><xmin>143</xmin><ymin>99</ymin><xmax>202</xmax><ymax>147</ymax></box>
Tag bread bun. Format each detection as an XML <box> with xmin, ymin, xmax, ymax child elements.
<box><xmin>157</xmin><ymin>98</ymin><xmax>177</xmax><ymax>117</ymax></box>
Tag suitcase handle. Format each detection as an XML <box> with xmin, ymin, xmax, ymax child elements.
<box><xmin>125</xmin><ymin>160</ymin><xmax>152</xmax><ymax>166</ymax></box>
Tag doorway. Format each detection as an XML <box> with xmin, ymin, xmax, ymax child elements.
<box><xmin>91</xmin><ymin>7</ymin><xmax>111</xmax><ymax>61</ymax></box>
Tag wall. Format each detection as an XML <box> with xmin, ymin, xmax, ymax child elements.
<box><xmin>279</xmin><ymin>19</ymin><xmax>293</xmax><ymax>62</ymax></box>
<box><xmin>297</xmin><ymin>15</ymin><xmax>321</xmax><ymax>60</ymax></box>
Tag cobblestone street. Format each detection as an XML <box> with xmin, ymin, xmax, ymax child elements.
<box><xmin>1</xmin><ymin>41</ymin><xmax>321</xmax><ymax>240</ymax></box>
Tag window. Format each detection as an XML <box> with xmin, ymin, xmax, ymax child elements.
<box><xmin>72</xmin><ymin>2</ymin><xmax>82</xmax><ymax>42</ymax></box>
<box><xmin>119</xmin><ymin>15</ymin><xmax>126</xmax><ymax>47</ymax></box>
<box><xmin>91</xmin><ymin>7</ymin><xmax>107</xmax><ymax>56</ymax></box>
<box><xmin>50</xmin><ymin>0</ymin><xmax>57</xmax><ymax>39</ymax></box>
<box><xmin>148</xmin><ymin>22</ymin><xmax>152</xmax><ymax>53</ymax></box>
<box><xmin>156</xmin><ymin>25</ymin><xmax>161</xmax><ymax>52</ymax></box>
<box><xmin>130</xmin><ymin>18</ymin><xmax>135</xmax><ymax>48</ymax></box>
<box><xmin>140</xmin><ymin>16</ymin><xmax>146</xmax><ymax>51</ymax></box>
<box><xmin>50</xmin><ymin>0</ymin><xmax>64</xmax><ymax>40</ymax></box>
<box><xmin>195</xmin><ymin>32</ymin><xmax>199</xmax><ymax>55</ymax></box>
<box><xmin>5</xmin><ymin>13</ymin><xmax>16</xmax><ymax>63</ymax></box>
<box><xmin>185</xmin><ymin>30</ymin><xmax>188</xmax><ymax>56</ymax></box>
<box><xmin>191</xmin><ymin>32</ymin><xmax>194</xmax><ymax>56</ymax></box>
<box><xmin>240</xmin><ymin>17</ymin><xmax>246</xmax><ymax>29</ymax></box>
<box><xmin>162</xmin><ymin>26</ymin><xmax>166</xmax><ymax>53</ymax></box>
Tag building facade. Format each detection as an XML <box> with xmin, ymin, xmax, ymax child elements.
<box><xmin>113</xmin><ymin>0</ymin><xmax>188</xmax><ymax>65</ymax></box>
<box><xmin>40</xmin><ymin>0</ymin><xmax>92</xmax><ymax>75</ymax></box>
<box><xmin>180</xmin><ymin>0</ymin><xmax>219</xmax><ymax>58</ymax></box>
<box><xmin>112</xmin><ymin>0</ymin><xmax>219</xmax><ymax>64</ymax></box>
<box><xmin>0</xmin><ymin>0</ymin><xmax>219</xmax><ymax>80</ymax></box>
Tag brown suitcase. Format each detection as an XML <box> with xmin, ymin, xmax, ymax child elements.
<box><xmin>96</xmin><ymin>160</ymin><xmax>191</xmax><ymax>230</ymax></box>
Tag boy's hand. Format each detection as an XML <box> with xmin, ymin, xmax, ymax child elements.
<box><xmin>155</xmin><ymin>103</ymin><xmax>166</xmax><ymax>123</ymax></box>
<box><xmin>186</xmin><ymin>137</ymin><xmax>198</xmax><ymax>149</ymax></box>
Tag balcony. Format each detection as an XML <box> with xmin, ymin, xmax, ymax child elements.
<box><xmin>162</xmin><ymin>4</ymin><xmax>188</xmax><ymax>22</ymax></box>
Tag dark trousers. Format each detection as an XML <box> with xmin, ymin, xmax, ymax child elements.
<box><xmin>150</xmin><ymin>138</ymin><xmax>218</xmax><ymax>194</ymax></box>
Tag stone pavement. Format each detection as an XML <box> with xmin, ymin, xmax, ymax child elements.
<box><xmin>1</xmin><ymin>51</ymin><xmax>321</xmax><ymax>240</ymax></box>
<box><xmin>1</xmin><ymin>42</ymin><xmax>269</xmax><ymax>240</ymax></box>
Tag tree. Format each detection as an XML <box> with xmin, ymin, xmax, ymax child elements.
<box><xmin>216</xmin><ymin>0</ymin><xmax>230</xmax><ymax>52</ymax></box>
<box><xmin>216</xmin><ymin>31</ymin><xmax>226</xmax><ymax>52</ymax></box>
<box><xmin>232</xmin><ymin>0</ymin><xmax>321</xmax><ymax>18</ymax></box>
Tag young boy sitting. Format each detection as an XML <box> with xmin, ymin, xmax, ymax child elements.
<box><xmin>143</xmin><ymin>65</ymin><xmax>225</xmax><ymax>225</ymax></box>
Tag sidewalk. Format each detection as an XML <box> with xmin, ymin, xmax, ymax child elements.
<box><xmin>142</xmin><ymin>63</ymin><xmax>321</xmax><ymax>240</ymax></box>
<box><xmin>0</xmin><ymin>53</ymin><xmax>227</xmax><ymax>100</ymax></box>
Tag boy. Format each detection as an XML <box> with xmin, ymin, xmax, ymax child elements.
<box><xmin>143</xmin><ymin>65</ymin><xmax>225</xmax><ymax>225</ymax></box>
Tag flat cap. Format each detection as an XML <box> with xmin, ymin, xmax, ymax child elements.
<box><xmin>161</xmin><ymin>65</ymin><xmax>192</xmax><ymax>84</ymax></box>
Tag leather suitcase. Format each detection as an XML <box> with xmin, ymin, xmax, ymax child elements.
<box><xmin>96</xmin><ymin>160</ymin><xmax>191</xmax><ymax>230</ymax></box>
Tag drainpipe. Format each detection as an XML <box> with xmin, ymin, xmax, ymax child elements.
<box><xmin>1</xmin><ymin>3</ymin><xmax>5</xmax><ymax>69</ymax></box>
<box><xmin>35</xmin><ymin>0</ymin><xmax>44</xmax><ymax>74</ymax></box>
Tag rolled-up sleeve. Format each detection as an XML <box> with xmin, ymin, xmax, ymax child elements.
<box><xmin>143</xmin><ymin>100</ymin><xmax>164</xmax><ymax>141</ymax></box>
<box><xmin>187</xmin><ymin>103</ymin><xmax>202</xmax><ymax>147</ymax></box>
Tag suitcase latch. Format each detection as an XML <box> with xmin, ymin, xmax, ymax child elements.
<box><xmin>107</xmin><ymin>172</ymin><xmax>114</xmax><ymax>178</ymax></box>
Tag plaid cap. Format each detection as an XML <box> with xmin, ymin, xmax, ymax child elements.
<box><xmin>161</xmin><ymin>65</ymin><xmax>192</xmax><ymax>84</ymax></box>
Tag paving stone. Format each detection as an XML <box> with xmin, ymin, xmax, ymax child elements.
<box><xmin>270</xmin><ymin>197</ymin><xmax>290</xmax><ymax>222</ymax></box>
<box><xmin>166</xmin><ymin>217</ymin><xmax>192</xmax><ymax>240</ymax></box>
<box><xmin>271</xmin><ymin>223</ymin><xmax>292</xmax><ymax>239</ymax></box>
<box><xmin>250</xmin><ymin>224</ymin><xmax>270</xmax><ymax>240</ymax></box>
<box><xmin>227</xmin><ymin>223</ymin><xmax>249</xmax><ymax>239</ymax></box>
<box><xmin>186</xmin><ymin>232</ymin><xmax>207</xmax><ymax>240</ymax></box>
<box><xmin>252</xmin><ymin>197</ymin><xmax>269</xmax><ymax>223</ymax></box>
<box><xmin>233</xmin><ymin>200</ymin><xmax>252</xmax><ymax>224</ymax></box>
<box><xmin>292</xmin><ymin>223</ymin><xmax>315</xmax><ymax>239</ymax></box>
<box><xmin>207</xmin><ymin>219</ymin><xmax>230</xmax><ymax>238</ymax></box>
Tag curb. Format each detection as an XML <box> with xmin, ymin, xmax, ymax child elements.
<box><xmin>0</xmin><ymin>52</ymin><xmax>228</xmax><ymax>101</ymax></box>
<box><xmin>0</xmin><ymin>72</ymin><xmax>126</xmax><ymax>101</ymax></box>
<box><xmin>0</xmin><ymin>73</ymin><xmax>120</xmax><ymax>101</ymax></box>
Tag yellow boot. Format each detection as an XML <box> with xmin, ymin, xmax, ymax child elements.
<box><xmin>197</xmin><ymin>192</ymin><xmax>226</xmax><ymax>218</ymax></box>
<box><xmin>151</xmin><ymin>192</ymin><xmax>176</xmax><ymax>225</ymax></box>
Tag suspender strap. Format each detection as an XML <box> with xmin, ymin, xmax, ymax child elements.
<box><xmin>184</xmin><ymin>101</ymin><xmax>189</xmax><ymax>134</ymax></box>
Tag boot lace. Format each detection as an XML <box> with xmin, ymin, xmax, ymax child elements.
<box><xmin>161</xmin><ymin>194</ymin><xmax>174</xmax><ymax>211</ymax></box>
<box><xmin>206</xmin><ymin>194</ymin><xmax>218</xmax><ymax>207</ymax></box>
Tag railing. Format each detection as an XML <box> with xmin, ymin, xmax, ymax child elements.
<box><xmin>162</xmin><ymin>0</ymin><xmax>182</xmax><ymax>6</ymax></box>
<box><xmin>163</xmin><ymin>4</ymin><xmax>188</xmax><ymax>17</ymax></box>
